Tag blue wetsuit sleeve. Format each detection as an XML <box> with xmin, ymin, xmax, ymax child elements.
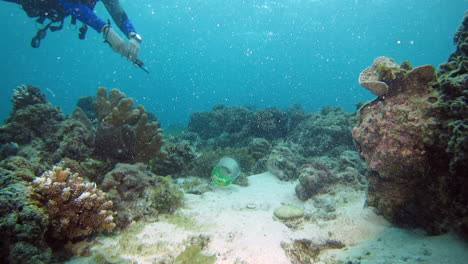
<box><xmin>59</xmin><ymin>0</ymin><xmax>106</xmax><ymax>32</ymax></box>
<box><xmin>121</xmin><ymin>18</ymin><xmax>136</xmax><ymax>36</ymax></box>
<box><xmin>101</xmin><ymin>0</ymin><xmax>136</xmax><ymax>37</ymax></box>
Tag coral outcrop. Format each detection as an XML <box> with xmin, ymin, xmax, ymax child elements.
<box><xmin>353</xmin><ymin>13</ymin><xmax>468</xmax><ymax>236</ymax></box>
<box><xmin>353</xmin><ymin>57</ymin><xmax>439</xmax><ymax>179</ymax></box>
<box><xmin>32</xmin><ymin>166</ymin><xmax>116</xmax><ymax>241</ymax></box>
<box><xmin>353</xmin><ymin>56</ymin><xmax>442</xmax><ymax>231</ymax></box>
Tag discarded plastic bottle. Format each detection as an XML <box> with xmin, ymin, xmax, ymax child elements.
<box><xmin>211</xmin><ymin>157</ymin><xmax>241</xmax><ymax>186</ymax></box>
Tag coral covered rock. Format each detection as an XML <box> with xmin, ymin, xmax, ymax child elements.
<box><xmin>267</xmin><ymin>144</ymin><xmax>303</xmax><ymax>181</ymax></box>
<box><xmin>352</xmin><ymin>19</ymin><xmax>468</xmax><ymax>235</ymax></box>
<box><xmin>295</xmin><ymin>162</ymin><xmax>339</xmax><ymax>201</ymax></box>
<box><xmin>150</xmin><ymin>138</ymin><xmax>197</xmax><ymax>177</ymax></box>
<box><xmin>32</xmin><ymin>166</ymin><xmax>116</xmax><ymax>241</ymax></box>
<box><xmin>101</xmin><ymin>163</ymin><xmax>183</xmax><ymax>227</ymax></box>
<box><xmin>353</xmin><ymin>57</ymin><xmax>441</xmax><ymax>230</ymax></box>
<box><xmin>353</xmin><ymin>63</ymin><xmax>439</xmax><ymax>178</ymax></box>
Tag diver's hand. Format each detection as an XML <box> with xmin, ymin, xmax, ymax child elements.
<box><xmin>121</xmin><ymin>38</ymin><xmax>140</xmax><ymax>62</ymax></box>
<box><xmin>102</xmin><ymin>25</ymin><xmax>125</xmax><ymax>54</ymax></box>
<box><xmin>122</xmin><ymin>32</ymin><xmax>142</xmax><ymax>62</ymax></box>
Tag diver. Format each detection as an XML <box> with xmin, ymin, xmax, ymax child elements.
<box><xmin>3</xmin><ymin>0</ymin><xmax>143</xmax><ymax>66</ymax></box>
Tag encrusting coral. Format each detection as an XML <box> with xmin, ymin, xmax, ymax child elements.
<box><xmin>32</xmin><ymin>166</ymin><xmax>116</xmax><ymax>241</ymax></box>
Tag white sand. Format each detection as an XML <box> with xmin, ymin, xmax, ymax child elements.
<box><xmin>71</xmin><ymin>172</ymin><xmax>468</xmax><ymax>264</ymax></box>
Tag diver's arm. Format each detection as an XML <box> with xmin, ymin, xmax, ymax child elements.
<box><xmin>101</xmin><ymin>0</ymin><xmax>137</xmax><ymax>38</ymax></box>
<box><xmin>59</xmin><ymin>0</ymin><xmax>106</xmax><ymax>32</ymax></box>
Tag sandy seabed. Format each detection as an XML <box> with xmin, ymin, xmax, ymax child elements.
<box><xmin>69</xmin><ymin>172</ymin><xmax>468</xmax><ymax>264</ymax></box>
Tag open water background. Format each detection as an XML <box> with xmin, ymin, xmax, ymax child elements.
<box><xmin>1</xmin><ymin>0</ymin><xmax>466</xmax><ymax>126</ymax></box>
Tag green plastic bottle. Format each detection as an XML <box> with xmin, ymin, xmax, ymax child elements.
<box><xmin>211</xmin><ymin>157</ymin><xmax>241</xmax><ymax>186</ymax></box>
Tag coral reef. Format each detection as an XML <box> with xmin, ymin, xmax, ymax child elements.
<box><xmin>353</xmin><ymin>58</ymin><xmax>439</xmax><ymax>177</ymax></box>
<box><xmin>45</xmin><ymin>116</ymin><xmax>95</xmax><ymax>163</ymax></box>
<box><xmin>188</xmin><ymin>104</ymin><xmax>252</xmax><ymax>141</ymax></box>
<box><xmin>288</xmin><ymin>106</ymin><xmax>355</xmax><ymax>157</ymax></box>
<box><xmin>186</xmin><ymin>104</ymin><xmax>292</xmax><ymax>148</ymax></box>
<box><xmin>32</xmin><ymin>166</ymin><xmax>116</xmax><ymax>241</ymax></box>
<box><xmin>248</xmin><ymin>107</ymin><xmax>289</xmax><ymax>139</ymax></box>
<box><xmin>0</xmin><ymin>158</ymin><xmax>51</xmax><ymax>264</ymax></box>
<box><xmin>92</xmin><ymin>87</ymin><xmax>166</xmax><ymax>163</ymax></box>
<box><xmin>101</xmin><ymin>163</ymin><xmax>183</xmax><ymax>227</ymax></box>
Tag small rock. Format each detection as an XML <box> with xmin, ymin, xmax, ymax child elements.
<box><xmin>246</xmin><ymin>203</ymin><xmax>257</xmax><ymax>209</ymax></box>
<box><xmin>273</xmin><ymin>205</ymin><xmax>304</xmax><ymax>220</ymax></box>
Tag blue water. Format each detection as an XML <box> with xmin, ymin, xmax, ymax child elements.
<box><xmin>1</xmin><ymin>0</ymin><xmax>466</xmax><ymax>126</ymax></box>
